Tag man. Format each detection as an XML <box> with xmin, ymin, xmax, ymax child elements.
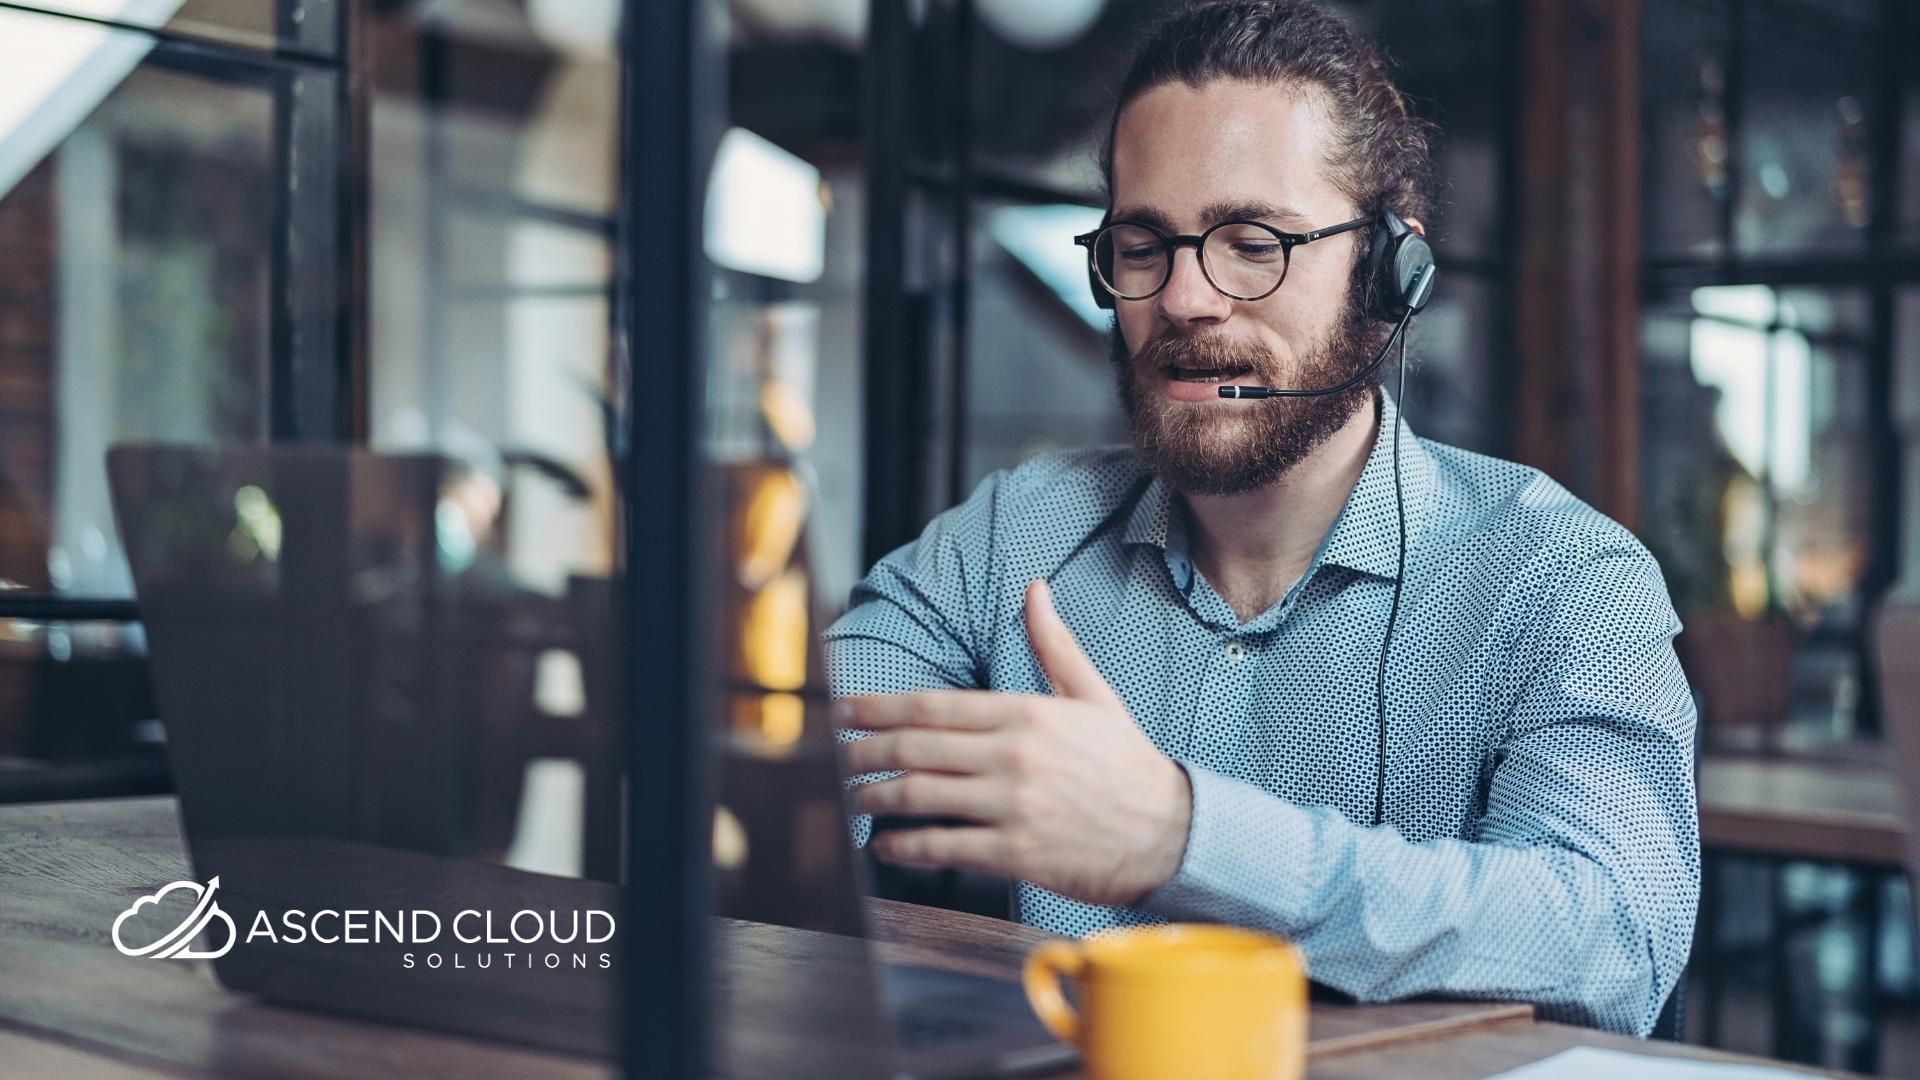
<box><xmin>825</xmin><ymin>0</ymin><xmax>1697</xmax><ymax>1037</ymax></box>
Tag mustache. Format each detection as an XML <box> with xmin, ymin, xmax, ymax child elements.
<box><xmin>1130</xmin><ymin>332</ymin><xmax>1277</xmax><ymax>375</ymax></box>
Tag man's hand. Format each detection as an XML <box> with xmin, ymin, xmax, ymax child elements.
<box><xmin>837</xmin><ymin>579</ymin><xmax>1192</xmax><ymax>907</ymax></box>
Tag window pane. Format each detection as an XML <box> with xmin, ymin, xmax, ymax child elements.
<box><xmin>0</xmin><ymin>14</ymin><xmax>275</xmax><ymax>597</ymax></box>
<box><xmin>1641</xmin><ymin>285</ymin><xmax>1878</xmax><ymax>752</ymax></box>
<box><xmin>963</xmin><ymin>4</ymin><xmax>1133</xmax><ymax>201</ymax></box>
<box><xmin>963</xmin><ymin>201</ymin><xmax>1124</xmax><ymax>491</ymax></box>
<box><xmin>1734</xmin><ymin>0</ymin><xmax>1878</xmax><ymax>259</ymax></box>
<box><xmin>367</xmin><ymin>1</ymin><xmax>621</xmax><ymax>596</ymax></box>
<box><xmin>1357</xmin><ymin>0</ymin><xmax>1514</xmax><ymax>261</ymax></box>
<box><xmin>1641</xmin><ymin>0</ymin><xmax>1731</xmax><ymax>261</ymax></box>
<box><xmin>22</xmin><ymin>0</ymin><xmax>335</xmax><ymax>56</ymax></box>
<box><xmin>1904</xmin><ymin>18</ymin><xmax>1920</xmax><ymax>247</ymax></box>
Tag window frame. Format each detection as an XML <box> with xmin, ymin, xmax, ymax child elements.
<box><xmin>0</xmin><ymin>0</ymin><xmax>362</xmax><ymax>625</ymax></box>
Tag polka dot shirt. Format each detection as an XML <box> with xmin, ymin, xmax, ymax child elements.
<box><xmin>824</xmin><ymin>391</ymin><xmax>1700</xmax><ymax>1037</ymax></box>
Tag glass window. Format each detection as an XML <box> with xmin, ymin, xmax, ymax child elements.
<box><xmin>0</xmin><ymin>7</ymin><xmax>330</xmax><ymax>805</ymax></box>
<box><xmin>26</xmin><ymin>0</ymin><xmax>337</xmax><ymax>56</ymax></box>
<box><xmin>962</xmin><ymin>200</ymin><xmax>1123</xmax><ymax>491</ymax></box>
<box><xmin>1354</xmin><ymin>0</ymin><xmax>1513</xmax><ymax>262</ymax></box>
<box><xmin>964</xmin><ymin>2</ymin><xmax>1138</xmax><ymax>202</ymax></box>
<box><xmin>1642</xmin><ymin>284</ymin><xmax>1879</xmax><ymax>752</ymax></box>
<box><xmin>0</xmin><ymin>13</ymin><xmax>280</xmax><ymax>598</ymax></box>
<box><xmin>1733</xmin><ymin>0</ymin><xmax>1878</xmax><ymax>260</ymax></box>
<box><xmin>1641</xmin><ymin>0</ymin><xmax>1732</xmax><ymax>262</ymax></box>
<box><xmin>1903</xmin><ymin>20</ymin><xmax>1920</xmax><ymax>248</ymax></box>
<box><xmin>366</xmin><ymin>2</ymin><xmax>621</xmax><ymax>597</ymax></box>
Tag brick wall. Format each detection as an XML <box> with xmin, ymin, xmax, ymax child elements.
<box><xmin>0</xmin><ymin>159</ymin><xmax>55</xmax><ymax>593</ymax></box>
<box><xmin>0</xmin><ymin>158</ymin><xmax>56</xmax><ymax>753</ymax></box>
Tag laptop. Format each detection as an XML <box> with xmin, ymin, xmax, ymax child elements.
<box><xmin>107</xmin><ymin>442</ymin><xmax>1074</xmax><ymax>1079</ymax></box>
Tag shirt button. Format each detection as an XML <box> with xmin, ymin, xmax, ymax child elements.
<box><xmin>1223</xmin><ymin>641</ymin><xmax>1247</xmax><ymax>662</ymax></box>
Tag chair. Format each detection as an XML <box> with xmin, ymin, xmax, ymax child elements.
<box><xmin>1874</xmin><ymin>597</ymin><xmax>1920</xmax><ymax>904</ymax></box>
<box><xmin>1652</xmin><ymin>974</ymin><xmax>1686</xmax><ymax>1041</ymax></box>
<box><xmin>1676</xmin><ymin>612</ymin><xmax>1797</xmax><ymax>754</ymax></box>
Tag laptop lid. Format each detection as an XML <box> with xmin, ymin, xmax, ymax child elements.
<box><xmin>106</xmin><ymin>442</ymin><xmax>909</xmax><ymax>1075</ymax></box>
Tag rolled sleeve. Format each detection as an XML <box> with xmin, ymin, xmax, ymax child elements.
<box><xmin>824</xmin><ymin>469</ymin><xmax>1007</xmax><ymax>847</ymax></box>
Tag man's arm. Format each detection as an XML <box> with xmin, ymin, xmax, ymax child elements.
<box><xmin>1141</xmin><ymin>548</ymin><xmax>1700</xmax><ymax>1037</ymax></box>
<box><xmin>823</xmin><ymin>470</ymin><xmax>1002</xmax><ymax>845</ymax></box>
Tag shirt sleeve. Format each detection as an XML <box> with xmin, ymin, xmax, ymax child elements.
<box><xmin>822</xmin><ymin>469</ymin><xmax>1003</xmax><ymax>847</ymax></box>
<box><xmin>1139</xmin><ymin>546</ymin><xmax>1700</xmax><ymax>1037</ymax></box>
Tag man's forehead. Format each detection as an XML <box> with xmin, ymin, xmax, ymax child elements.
<box><xmin>1109</xmin><ymin>199</ymin><xmax>1318</xmax><ymax>233</ymax></box>
<box><xmin>1109</xmin><ymin>79</ymin><xmax>1344</xmax><ymax>228</ymax></box>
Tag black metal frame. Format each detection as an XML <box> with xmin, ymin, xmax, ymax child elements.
<box><xmin>0</xmin><ymin>0</ymin><xmax>360</xmax><ymax>631</ymax></box>
<box><xmin>859</xmin><ymin>0</ymin><xmax>923</xmax><ymax>570</ymax></box>
<box><xmin>618</xmin><ymin>1</ymin><xmax>719</xmax><ymax>1076</ymax></box>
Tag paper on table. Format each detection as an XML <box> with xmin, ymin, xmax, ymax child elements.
<box><xmin>1485</xmin><ymin>1046</ymin><xmax>1823</xmax><ymax>1080</ymax></box>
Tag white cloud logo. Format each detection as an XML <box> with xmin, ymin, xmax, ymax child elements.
<box><xmin>112</xmin><ymin>876</ymin><xmax>237</xmax><ymax>960</ymax></box>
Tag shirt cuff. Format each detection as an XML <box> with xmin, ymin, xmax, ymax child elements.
<box><xmin>1138</xmin><ymin>761</ymin><xmax>1319</xmax><ymax>928</ymax></box>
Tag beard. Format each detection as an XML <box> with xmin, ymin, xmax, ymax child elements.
<box><xmin>1111</xmin><ymin>287</ymin><xmax>1389</xmax><ymax>496</ymax></box>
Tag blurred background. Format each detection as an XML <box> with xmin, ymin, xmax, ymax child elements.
<box><xmin>0</xmin><ymin>0</ymin><xmax>1915</xmax><ymax>1073</ymax></box>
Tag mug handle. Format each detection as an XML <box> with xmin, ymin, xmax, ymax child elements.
<box><xmin>1021</xmin><ymin>940</ymin><xmax>1085</xmax><ymax>1046</ymax></box>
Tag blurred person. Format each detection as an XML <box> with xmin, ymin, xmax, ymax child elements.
<box><xmin>828</xmin><ymin>0</ymin><xmax>1696</xmax><ymax>1036</ymax></box>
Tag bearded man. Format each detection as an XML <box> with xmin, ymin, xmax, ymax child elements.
<box><xmin>825</xmin><ymin>0</ymin><xmax>1698</xmax><ymax>1038</ymax></box>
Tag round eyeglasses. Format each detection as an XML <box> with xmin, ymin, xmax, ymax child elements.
<box><xmin>1073</xmin><ymin>215</ymin><xmax>1372</xmax><ymax>303</ymax></box>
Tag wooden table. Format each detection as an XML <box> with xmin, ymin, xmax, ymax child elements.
<box><xmin>0</xmin><ymin>797</ymin><xmax>1849</xmax><ymax>1078</ymax></box>
<box><xmin>1698</xmin><ymin>753</ymin><xmax>1905</xmax><ymax>867</ymax></box>
<box><xmin>1695</xmin><ymin>751</ymin><xmax>1906</xmax><ymax>1070</ymax></box>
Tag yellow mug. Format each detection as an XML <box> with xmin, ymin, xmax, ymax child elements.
<box><xmin>1021</xmin><ymin>924</ymin><xmax>1306</xmax><ymax>1080</ymax></box>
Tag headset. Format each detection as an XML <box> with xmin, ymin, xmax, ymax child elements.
<box><xmin>1087</xmin><ymin>207</ymin><xmax>1436</xmax><ymax>828</ymax></box>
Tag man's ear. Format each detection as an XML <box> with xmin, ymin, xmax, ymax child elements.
<box><xmin>1405</xmin><ymin>216</ymin><xmax>1426</xmax><ymax>238</ymax></box>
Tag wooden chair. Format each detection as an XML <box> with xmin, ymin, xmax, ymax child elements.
<box><xmin>1676</xmin><ymin>612</ymin><xmax>1797</xmax><ymax>754</ymax></box>
<box><xmin>1653</xmin><ymin>976</ymin><xmax>1686</xmax><ymax>1041</ymax></box>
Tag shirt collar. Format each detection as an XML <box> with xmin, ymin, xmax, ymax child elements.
<box><xmin>1121</xmin><ymin>469</ymin><xmax>1174</xmax><ymax>549</ymax></box>
<box><xmin>1120</xmin><ymin>389</ymin><xmax>1435</xmax><ymax>583</ymax></box>
<box><xmin>1319</xmin><ymin>389</ymin><xmax>1435</xmax><ymax>581</ymax></box>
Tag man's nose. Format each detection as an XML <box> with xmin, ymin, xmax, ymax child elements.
<box><xmin>1152</xmin><ymin>245</ymin><xmax>1232</xmax><ymax>330</ymax></box>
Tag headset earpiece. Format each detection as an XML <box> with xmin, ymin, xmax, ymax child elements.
<box><xmin>1364</xmin><ymin>209</ymin><xmax>1436</xmax><ymax>323</ymax></box>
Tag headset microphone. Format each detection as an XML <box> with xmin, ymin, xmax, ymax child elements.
<box><xmin>1216</xmin><ymin>279</ymin><xmax>1424</xmax><ymax>400</ymax></box>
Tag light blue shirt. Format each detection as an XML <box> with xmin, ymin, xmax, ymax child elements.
<box><xmin>825</xmin><ymin>392</ymin><xmax>1699</xmax><ymax>1036</ymax></box>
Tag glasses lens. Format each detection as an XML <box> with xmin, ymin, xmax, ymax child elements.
<box><xmin>1095</xmin><ymin>225</ymin><xmax>1168</xmax><ymax>300</ymax></box>
<box><xmin>1202</xmin><ymin>223</ymin><xmax>1289</xmax><ymax>299</ymax></box>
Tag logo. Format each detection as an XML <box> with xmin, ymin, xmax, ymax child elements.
<box><xmin>112</xmin><ymin>876</ymin><xmax>237</xmax><ymax>960</ymax></box>
<box><xmin>108</xmin><ymin>876</ymin><xmax>616</xmax><ymax>971</ymax></box>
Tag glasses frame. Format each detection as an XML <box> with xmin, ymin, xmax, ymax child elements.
<box><xmin>1073</xmin><ymin>215</ymin><xmax>1372</xmax><ymax>303</ymax></box>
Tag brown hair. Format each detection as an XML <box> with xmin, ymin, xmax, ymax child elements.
<box><xmin>1100</xmin><ymin>0</ymin><xmax>1437</xmax><ymax>228</ymax></box>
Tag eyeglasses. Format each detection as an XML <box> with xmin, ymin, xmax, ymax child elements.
<box><xmin>1073</xmin><ymin>215</ymin><xmax>1371</xmax><ymax>303</ymax></box>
